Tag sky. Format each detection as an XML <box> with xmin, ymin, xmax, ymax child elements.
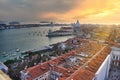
<box><xmin>0</xmin><ymin>0</ymin><xmax>120</xmax><ymax>24</ymax></box>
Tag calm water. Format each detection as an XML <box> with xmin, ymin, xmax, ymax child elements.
<box><xmin>0</xmin><ymin>26</ymin><xmax>74</xmax><ymax>62</ymax></box>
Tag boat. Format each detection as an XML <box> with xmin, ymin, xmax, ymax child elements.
<box><xmin>3</xmin><ymin>54</ymin><xmax>8</xmax><ymax>57</ymax></box>
<box><xmin>46</xmin><ymin>31</ymin><xmax>73</xmax><ymax>37</ymax></box>
<box><xmin>16</xmin><ymin>48</ymin><xmax>20</xmax><ymax>52</ymax></box>
<box><xmin>12</xmin><ymin>53</ymin><xmax>16</xmax><ymax>56</ymax></box>
<box><xmin>46</xmin><ymin>27</ymin><xmax>73</xmax><ymax>37</ymax></box>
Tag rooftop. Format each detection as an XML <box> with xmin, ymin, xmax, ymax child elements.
<box><xmin>66</xmin><ymin>46</ymin><xmax>111</xmax><ymax>80</ymax></box>
<box><xmin>21</xmin><ymin>39</ymin><xmax>111</xmax><ymax>80</ymax></box>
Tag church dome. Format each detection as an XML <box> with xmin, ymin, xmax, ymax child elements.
<box><xmin>73</xmin><ymin>20</ymin><xmax>80</xmax><ymax>27</ymax></box>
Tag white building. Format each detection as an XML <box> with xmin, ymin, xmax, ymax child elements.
<box><xmin>0</xmin><ymin>62</ymin><xmax>8</xmax><ymax>73</ymax></box>
<box><xmin>72</xmin><ymin>20</ymin><xmax>82</xmax><ymax>35</ymax></box>
<box><xmin>20</xmin><ymin>64</ymin><xmax>62</xmax><ymax>80</ymax></box>
<box><xmin>93</xmin><ymin>47</ymin><xmax>120</xmax><ymax>80</ymax></box>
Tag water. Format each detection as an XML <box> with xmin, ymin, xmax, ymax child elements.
<box><xmin>0</xmin><ymin>26</ymin><xmax>74</xmax><ymax>62</ymax></box>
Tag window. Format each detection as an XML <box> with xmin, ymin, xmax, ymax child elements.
<box><xmin>116</xmin><ymin>56</ymin><xmax>118</xmax><ymax>60</ymax></box>
<box><xmin>118</xmin><ymin>57</ymin><xmax>120</xmax><ymax>60</ymax></box>
<box><xmin>45</xmin><ymin>78</ymin><xmax>47</xmax><ymax>80</ymax></box>
<box><xmin>113</xmin><ymin>56</ymin><xmax>115</xmax><ymax>59</ymax></box>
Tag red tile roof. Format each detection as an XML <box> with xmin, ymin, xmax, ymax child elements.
<box><xmin>22</xmin><ymin>39</ymin><xmax>111</xmax><ymax>80</ymax></box>
<box><xmin>68</xmin><ymin>68</ymin><xmax>95</xmax><ymax>80</ymax></box>
<box><xmin>27</xmin><ymin>62</ymin><xmax>50</xmax><ymax>79</ymax></box>
<box><xmin>65</xmin><ymin>46</ymin><xmax>111</xmax><ymax>80</ymax></box>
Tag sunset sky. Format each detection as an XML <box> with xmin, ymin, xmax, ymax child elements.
<box><xmin>0</xmin><ymin>0</ymin><xmax>120</xmax><ymax>24</ymax></box>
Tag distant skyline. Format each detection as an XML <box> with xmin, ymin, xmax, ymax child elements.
<box><xmin>0</xmin><ymin>0</ymin><xmax>120</xmax><ymax>24</ymax></box>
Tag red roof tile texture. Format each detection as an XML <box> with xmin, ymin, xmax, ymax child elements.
<box><xmin>66</xmin><ymin>46</ymin><xmax>111</xmax><ymax>80</ymax></box>
<box><xmin>22</xmin><ymin>39</ymin><xmax>111</xmax><ymax>80</ymax></box>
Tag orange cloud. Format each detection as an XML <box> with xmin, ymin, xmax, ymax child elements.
<box><xmin>38</xmin><ymin>0</ymin><xmax>120</xmax><ymax>24</ymax></box>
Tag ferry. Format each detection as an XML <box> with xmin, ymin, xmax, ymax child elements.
<box><xmin>46</xmin><ymin>27</ymin><xmax>73</xmax><ymax>37</ymax></box>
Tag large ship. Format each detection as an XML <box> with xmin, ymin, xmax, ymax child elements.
<box><xmin>46</xmin><ymin>20</ymin><xmax>82</xmax><ymax>37</ymax></box>
<box><xmin>46</xmin><ymin>27</ymin><xmax>73</xmax><ymax>37</ymax></box>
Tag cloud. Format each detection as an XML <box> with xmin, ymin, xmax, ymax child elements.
<box><xmin>36</xmin><ymin>0</ymin><xmax>120</xmax><ymax>23</ymax></box>
<box><xmin>71</xmin><ymin>0</ymin><xmax>120</xmax><ymax>23</ymax></box>
<box><xmin>0</xmin><ymin>0</ymin><xmax>82</xmax><ymax>22</ymax></box>
<box><xmin>0</xmin><ymin>0</ymin><xmax>120</xmax><ymax>24</ymax></box>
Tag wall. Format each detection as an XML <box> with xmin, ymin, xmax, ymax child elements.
<box><xmin>93</xmin><ymin>55</ymin><xmax>111</xmax><ymax>80</ymax></box>
<box><xmin>34</xmin><ymin>71</ymin><xmax>50</xmax><ymax>80</ymax></box>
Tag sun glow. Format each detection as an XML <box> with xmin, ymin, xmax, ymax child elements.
<box><xmin>38</xmin><ymin>0</ymin><xmax>120</xmax><ymax>24</ymax></box>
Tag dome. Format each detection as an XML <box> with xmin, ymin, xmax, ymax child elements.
<box><xmin>73</xmin><ymin>20</ymin><xmax>80</xmax><ymax>27</ymax></box>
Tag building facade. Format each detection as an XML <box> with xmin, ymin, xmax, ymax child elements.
<box><xmin>93</xmin><ymin>47</ymin><xmax>120</xmax><ymax>80</ymax></box>
<box><xmin>72</xmin><ymin>20</ymin><xmax>82</xmax><ymax>35</ymax></box>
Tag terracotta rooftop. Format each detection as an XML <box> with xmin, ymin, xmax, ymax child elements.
<box><xmin>21</xmin><ymin>39</ymin><xmax>111</xmax><ymax>80</ymax></box>
<box><xmin>66</xmin><ymin>46</ymin><xmax>111</xmax><ymax>80</ymax></box>
<box><xmin>109</xmin><ymin>41</ymin><xmax>120</xmax><ymax>47</ymax></box>
<box><xmin>27</xmin><ymin>62</ymin><xmax>50</xmax><ymax>79</ymax></box>
<box><xmin>22</xmin><ymin>50</ymin><xmax>76</xmax><ymax>79</ymax></box>
<box><xmin>68</xmin><ymin>68</ymin><xmax>95</xmax><ymax>80</ymax></box>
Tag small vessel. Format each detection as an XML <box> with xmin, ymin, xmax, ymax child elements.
<box><xmin>1</xmin><ymin>52</ymin><xmax>6</xmax><ymax>55</ymax></box>
<box><xmin>3</xmin><ymin>54</ymin><xmax>8</xmax><ymax>57</ymax></box>
<box><xmin>3</xmin><ymin>55</ymin><xmax>7</xmax><ymax>57</ymax></box>
<box><xmin>16</xmin><ymin>48</ymin><xmax>20</xmax><ymax>52</ymax></box>
<box><xmin>12</xmin><ymin>53</ymin><xmax>16</xmax><ymax>56</ymax></box>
